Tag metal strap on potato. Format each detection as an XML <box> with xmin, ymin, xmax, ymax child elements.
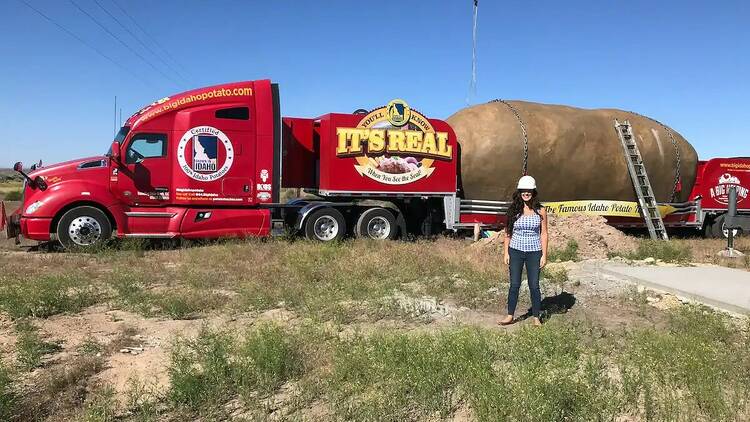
<box><xmin>489</xmin><ymin>99</ymin><xmax>529</xmax><ymax>176</ymax></box>
<box><xmin>628</xmin><ymin>110</ymin><xmax>682</xmax><ymax>202</ymax></box>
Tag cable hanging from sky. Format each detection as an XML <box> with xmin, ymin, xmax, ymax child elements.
<box><xmin>92</xmin><ymin>0</ymin><xmax>191</xmax><ymax>86</ymax></box>
<box><xmin>109</xmin><ymin>0</ymin><xmax>194</xmax><ymax>83</ymax></box>
<box><xmin>68</xmin><ymin>0</ymin><xmax>183</xmax><ymax>88</ymax></box>
<box><xmin>16</xmin><ymin>0</ymin><xmax>154</xmax><ymax>88</ymax></box>
<box><xmin>466</xmin><ymin>0</ymin><xmax>479</xmax><ymax>105</ymax></box>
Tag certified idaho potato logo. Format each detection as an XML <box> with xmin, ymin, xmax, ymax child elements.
<box><xmin>386</xmin><ymin>99</ymin><xmax>410</xmax><ymax>127</ymax></box>
<box><xmin>336</xmin><ymin>100</ymin><xmax>452</xmax><ymax>185</ymax></box>
<box><xmin>177</xmin><ymin>126</ymin><xmax>234</xmax><ymax>182</ymax></box>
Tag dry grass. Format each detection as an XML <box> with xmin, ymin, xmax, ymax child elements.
<box><xmin>673</xmin><ymin>236</ymin><xmax>750</xmax><ymax>270</ymax></box>
<box><xmin>0</xmin><ymin>182</ymin><xmax>22</xmax><ymax>200</ymax></box>
<box><xmin>0</xmin><ymin>236</ymin><xmax>748</xmax><ymax>420</ymax></box>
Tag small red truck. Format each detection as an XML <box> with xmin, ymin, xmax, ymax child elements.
<box><xmin>5</xmin><ymin>80</ymin><xmax>749</xmax><ymax>248</ymax></box>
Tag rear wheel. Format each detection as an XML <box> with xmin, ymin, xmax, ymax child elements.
<box><xmin>355</xmin><ymin>207</ymin><xmax>397</xmax><ymax>240</ymax></box>
<box><xmin>708</xmin><ymin>214</ymin><xmax>742</xmax><ymax>238</ymax></box>
<box><xmin>304</xmin><ymin>208</ymin><xmax>346</xmax><ymax>242</ymax></box>
<box><xmin>57</xmin><ymin>206</ymin><xmax>112</xmax><ymax>249</ymax></box>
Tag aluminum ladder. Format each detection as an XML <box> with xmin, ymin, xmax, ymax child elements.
<box><xmin>614</xmin><ymin>119</ymin><xmax>669</xmax><ymax>240</ymax></box>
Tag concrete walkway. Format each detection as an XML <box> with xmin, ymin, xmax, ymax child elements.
<box><xmin>600</xmin><ymin>263</ymin><xmax>750</xmax><ymax>315</ymax></box>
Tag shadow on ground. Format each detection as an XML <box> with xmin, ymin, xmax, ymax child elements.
<box><xmin>518</xmin><ymin>291</ymin><xmax>577</xmax><ymax>323</ymax></box>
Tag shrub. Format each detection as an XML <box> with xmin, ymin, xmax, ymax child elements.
<box><xmin>236</xmin><ymin>323</ymin><xmax>303</xmax><ymax>393</ymax></box>
<box><xmin>618</xmin><ymin>306</ymin><xmax>745</xmax><ymax>421</ymax></box>
<box><xmin>3</xmin><ymin>190</ymin><xmax>22</xmax><ymax>201</ymax></box>
<box><xmin>0</xmin><ymin>361</ymin><xmax>18</xmax><ymax>421</ymax></box>
<box><xmin>0</xmin><ymin>275</ymin><xmax>97</xmax><ymax>319</ymax></box>
<box><xmin>168</xmin><ymin>324</ymin><xmax>304</xmax><ymax>413</ymax></box>
<box><xmin>15</xmin><ymin>320</ymin><xmax>61</xmax><ymax>370</ymax></box>
<box><xmin>82</xmin><ymin>385</ymin><xmax>118</xmax><ymax>422</ymax></box>
<box><xmin>623</xmin><ymin>239</ymin><xmax>692</xmax><ymax>263</ymax></box>
<box><xmin>112</xmin><ymin>272</ymin><xmax>224</xmax><ymax>319</ymax></box>
<box><xmin>328</xmin><ymin>325</ymin><xmax>618</xmax><ymax>421</ymax></box>
<box><xmin>549</xmin><ymin>240</ymin><xmax>579</xmax><ymax>262</ymax></box>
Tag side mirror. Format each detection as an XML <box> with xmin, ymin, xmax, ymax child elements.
<box><xmin>13</xmin><ymin>162</ymin><xmax>23</xmax><ymax>172</ymax></box>
<box><xmin>111</xmin><ymin>141</ymin><xmax>121</xmax><ymax>162</ymax></box>
<box><xmin>34</xmin><ymin>175</ymin><xmax>47</xmax><ymax>191</ymax></box>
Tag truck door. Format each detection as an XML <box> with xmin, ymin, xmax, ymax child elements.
<box><xmin>116</xmin><ymin>132</ymin><xmax>172</xmax><ymax>206</ymax></box>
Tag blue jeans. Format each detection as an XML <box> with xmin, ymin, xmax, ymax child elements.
<box><xmin>507</xmin><ymin>247</ymin><xmax>542</xmax><ymax>318</ymax></box>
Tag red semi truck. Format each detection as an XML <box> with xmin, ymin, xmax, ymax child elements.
<box><xmin>5</xmin><ymin>80</ymin><xmax>749</xmax><ymax>248</ymax></box>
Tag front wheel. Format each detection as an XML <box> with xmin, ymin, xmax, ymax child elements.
<box><xmin>304</xmin><ymin>208</ymin><xmax>346</xmax><ymax>242</ymax></box>
<box><xmin>57</xmin><ymin>206</ymin><xmax>112</xmax><ymax>249</ymax></box>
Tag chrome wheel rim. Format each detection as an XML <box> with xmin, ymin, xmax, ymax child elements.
<box><xmin>366</xmin><ymin>216</ymin><xmax>391</xmax><ymax>239</ymax></box>
<box><xmin>68</xmin><ymin>216</ymin><xmax>102</xmax><ymax>246</ymax></box>
<box><xmin>313</xmin><ymin>216</ymin><xmax>339</xmax><ymax>241</ymax></box>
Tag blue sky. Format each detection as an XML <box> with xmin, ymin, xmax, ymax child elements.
<box><xmin>1</xmin><ymin>0</ymin><xmax>747</xmax><ymax>167</ymax></box>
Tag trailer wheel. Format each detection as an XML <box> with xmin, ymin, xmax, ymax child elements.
<box><xmin>709</xmin><ymin>214</ymin><xmax>742</xmax><ymax>238</ymax></box>
<box><xmin>355</xmin><ymin>207</ymin><xmax>397</xmax><ymax>240</ymax></box>
<box><xmin>304</xmin><ymin>208</ymin><xmax>346</xmax><ymax>242</ymax></box>
<box><xmin>57</xmin><ymin>206</ymin><xmax>112</xmax><ymax>249</ymax></box>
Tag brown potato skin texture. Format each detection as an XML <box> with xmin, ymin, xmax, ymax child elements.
<box><xmin>446</xmin><ymin>101</ymin><xmax>698</xmax><ymax>202</ymax></box>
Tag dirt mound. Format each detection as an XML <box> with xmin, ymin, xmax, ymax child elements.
<box><xmin>473</xmin><ymin>214</ymin><xmax>637</xmax><ymax>260</ymax></box>
<box><xmin>547</xmin><ymin>214</ymin><xmax>637</xmax><ymax>259</ymax></box>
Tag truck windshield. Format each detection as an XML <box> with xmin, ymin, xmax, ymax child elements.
<box><xmin>106</xmin><ymin>126</ymin><xmax>131</xmax><ymax>156</ymax></box>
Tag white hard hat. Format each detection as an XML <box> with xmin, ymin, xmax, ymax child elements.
<box><xmin>517</xmin><ymin>175</ymin><xmax>536</xmax><ymax>190</ymax></box>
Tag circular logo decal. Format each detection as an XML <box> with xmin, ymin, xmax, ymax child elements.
<box><xmin>386</xmin><ymin>99</ymin><xmax>411</xmax><ymax>127</ymax></box>
<box><xmin>177</xmin><ymin>126</ymin><xmax>234</xmax><ymax>182</ymax></box>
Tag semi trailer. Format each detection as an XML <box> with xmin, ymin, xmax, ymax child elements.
<box><xmin>5</xmin><ymin>80</ymin><xmax>749</xmax><ymax>248</ymax></box>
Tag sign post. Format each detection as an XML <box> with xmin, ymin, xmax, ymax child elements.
<box><xmin>723</xmin><ymin>186</ymin><xmax>749</xmax><ymax>257</ymax></box>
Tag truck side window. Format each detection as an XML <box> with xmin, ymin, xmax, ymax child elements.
<box><xmin>215</xmin><ymin>107</ymin><xmax>249</xmax><ymax>120</ymax></box>
<box><xmin>126</xmin><ymin>134</ymin><xmax>167</xmax><ymax>164</ymax></box>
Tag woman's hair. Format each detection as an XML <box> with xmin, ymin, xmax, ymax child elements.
<box><xmin>506</xmin><ymin>189</ymin><xmax>542</xmax><ymax>236</ymax></box>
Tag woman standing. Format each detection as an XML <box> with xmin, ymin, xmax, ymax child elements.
<box><xmin>499</xmin><ymin>175</ymin><xmax>548</xmax><ymax>327</ymax></box>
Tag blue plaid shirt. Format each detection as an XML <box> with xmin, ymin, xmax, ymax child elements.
<box><xmin>509</xmin><ymin>213</ymin><xmax>542</xmax><ymax>252</ymax></box>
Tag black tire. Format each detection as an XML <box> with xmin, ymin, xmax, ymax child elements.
<box><xmin>708</xmin><ymin>214</ymin><xmax>742</xmax><ymax>239</ymax></box>
<box><xmin>56</xmin><ymin>206</ymin><xmax>112</xmax><ymax>249</ymax></box>
<box><xmin>354</xmin><ymin>207</ymin><xmax>397</xmax><ymax>240</ymax></box>
<box><xmin>304</xmin><ymin>208</ymin><xmax>346</xmax><ymax>242</ymax></box>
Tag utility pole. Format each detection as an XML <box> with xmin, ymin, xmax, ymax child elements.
<box><xmin>114</xmin><ymin>95</ymin><xmax>117</xmax><ymax>136</ymax></box>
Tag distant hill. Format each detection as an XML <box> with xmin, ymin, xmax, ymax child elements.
<box><xmin>0</xmin><ymin>169</ymin><xmax>22</xmax><ymax>183</ymax></box>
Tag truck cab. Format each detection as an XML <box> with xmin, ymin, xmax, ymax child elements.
<box><xmin>8</xmin><ymin>80</ymin><xmax>281</xmax><ymax>247</ymax></box>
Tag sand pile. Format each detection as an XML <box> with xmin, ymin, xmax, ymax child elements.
<box><xmin>473</xmin><ymin>214</ymin><xmax>637</xmax><ymax>260</ymax></box>
<box><xmin>546</xmin><ymin>214</ymin><xmax>637</xmax><ymax>259</ymax></box>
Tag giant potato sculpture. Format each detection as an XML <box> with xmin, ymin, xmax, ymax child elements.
<box><xmin>447</xmin><ymin>100</ymin><xmax>698</xmax><ymax>203</ymax></box>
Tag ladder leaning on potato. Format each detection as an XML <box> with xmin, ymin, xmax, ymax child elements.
<box><xmin>614</xmin><ymin>119</ymin><xmax>669</xmax><ymax>241</ymax></box>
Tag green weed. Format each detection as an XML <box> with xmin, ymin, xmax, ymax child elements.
<box><xmin>3</xmin><ymin>190</ymin><xmax>22</xmax><ymax>201</ymax></box>
<box><xmin>15</xmin><ymin>320</ymin><xmax>61</xmax><ymax>370</ymax></box>
<box><xmin>328</xmin><ymin>324</ymin><xmax>618</xmax><ymax>421</ymax></box>
<box><xmin>235</xmin><ymin>239</ymin><xmax>501</xmax><ymax>320</ymax></box>
<box><xmin>618</xmin><ymin>306</ymin><xmax>747</xmax><ymax>421</ymax></box>
<box><xmin>112</xmin><ymin>272</ymin><xmax>223</xmax><ymax>319</ymax></box>
<box><xmin>82</xmin><ymin>385</ymin><xmax>118</xmax><ymax>422</ymax></box>
<box><xmin>78</xmin><ymin>337</ymin><xmax>104</xmax><ymax>356</ymax></box>
<box><xmin>549</xmin><ymin>239</ymin><xmax>580</xmax><ymax>262</ymax></box>
<box><xmin>0</xmin><ymin>361</ymin><xmax>18</xmax><ymax>421</ymax></box>
<box><xmin>125</xmin><ymin>378</ymin><xmax>160</xmax><ymax>422</ymax></box>
<box><xmin>619</xmin><ymin>239</ymin><xmax>693</xmax><ymax>263</ymax></box>
<box><xmin>168</xmin><ymin>323</ymin><xmax>306</xmax><ymax>415</ymax></box>
<box><xmin>0</xmin><ymin>275</ymin><xmax>97</xmax><ymax>319</ymax></box>
<box><xmin>542</xmin><ymin>266</ymin><xmax>570</xmax><ymax>293</ymax></box>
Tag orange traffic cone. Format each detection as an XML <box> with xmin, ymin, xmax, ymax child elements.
<box><xmin>0</xmin><ymin>201</ymin><xmax>6</xmax><ymax>232</ymax></box>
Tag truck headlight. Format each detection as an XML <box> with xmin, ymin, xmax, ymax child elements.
<box><xmin>25</xmin><ymin>201</ymin><xmax>43</xmax><ymax>215</ymax></box>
